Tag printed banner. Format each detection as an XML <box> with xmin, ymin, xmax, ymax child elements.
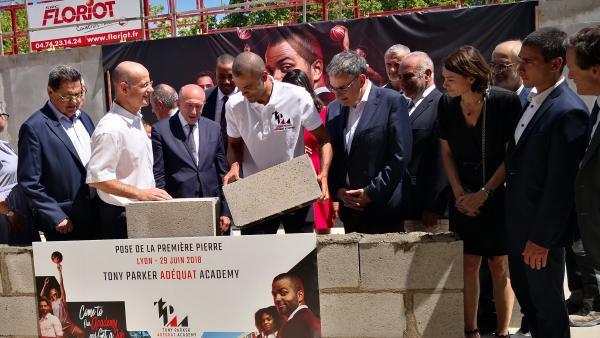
<box><xmin>33</xmin><ymin>234</ymin><xmax>320</xmax><ymax>338</ymax></box>
<box><xmin>27</xmin><ymin>0</ymin><xmax>143</xmax><ymax>51</ymax></box>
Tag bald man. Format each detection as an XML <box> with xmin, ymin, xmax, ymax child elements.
<box><xmin>491</xmin><ymin>40</ymin><xmax>531</xmax><ymax>107</ymax></box>
<box><xmin>223</xmin><ymin>52</ymin><xmax>333</xmax><ymax>235</ymax></box>
<box><xmin>151</xmin><ymin>84</ymin><xmax>231</xmax><ymax>235</ymax></box>
<box><xmin>87</xmin><ymin>61</ymin><xmax>172</xmax><ymax>239</ymax></box>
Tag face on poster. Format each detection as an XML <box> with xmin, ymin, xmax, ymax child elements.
<box><xmin>33</xmin><ymin>234</ymin><xmax>320</xmax><ymax>338</ymax></box>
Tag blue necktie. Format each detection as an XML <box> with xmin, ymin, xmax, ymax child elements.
<box><xmin>587</xmin><ymin>102</ymin><xmax>599</xmax><ymax>142</ymax></box>
<box><xmin>186</xmin><ymin>124</ymin><xmax>197</xmax><ymax>164</ymax></box>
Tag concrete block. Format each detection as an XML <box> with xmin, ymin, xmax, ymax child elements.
<box><xmin>223</xmin><ymin>155</ymin><xmax>321</xmax><ymax>227</ymax></box>
<box><xmin>413</xmin><ymin>292</ymin><xmax>463</xmax><ymax>338</ymax></box>
<box><xmin>320</xmin><ymin>292</ymin><xmax>405</xmax><ymax>337</ymax></box>
<box><xmin>0</xmin><ymin>296</ymin><xmax>38</xmax><ymax>335</ymax></box>
<box><xmin>4</xmin><ymin>252</ymin><xmax>34</xmax><ymax>294</ymax></box>
<box><xmin>403</xmin><ymin>219</ymin><xmax>449</xmax><ymax>234</ymax></box>
<box><xmin>126</xmin><ymin>198</ymin><xmax>218</xmax><ymax>238</ymax></box>
<box><xmin>317</xmin><ymin>239</ymin><xmax>360</xmax><ymax>289</ymax></box>
<box><xmin>359</xmin><ymin>233</ymin><xmax>463</xmax><ymax>290</ymax></box>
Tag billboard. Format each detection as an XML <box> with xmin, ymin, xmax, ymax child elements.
<box><xmin>33</xmin><ymin>234</ymin><xmax>320</xmax><ymax>338</ymax></box>
<box><xmin>27</xmin><ymin>0</ymin><xmax>143</xmax><ymax>51</ymax></box>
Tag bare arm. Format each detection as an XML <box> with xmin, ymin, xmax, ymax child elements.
<box><xmin>88</xmin><ymin>180</ymin><xmax>171</xmax><ymax>201</ymax></box>
<box><xmin>224</xmin><ymin>136</ymin><xmax>244</xmax><ymax>185</ymax></box>
<box><xmin>309</xmin><ymin>125</ymin><xmax>333</xmax><ymax>200</ymax></box>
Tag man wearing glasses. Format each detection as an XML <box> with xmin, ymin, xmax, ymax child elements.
<box><xmin>87</xmin><ymin>61</ymin><xmax>172</xmax><ymax>239</ymax></box>
<box><xmin>326</xmin><ymin>51</ymin><xmax>412</xmax><ymax>234</ymax></box>
<box><xmin>17</xmin><ymin>65</ymin><xmax>97</xmax><ymax>240</ymax></box>
<box><xmin>491</xmin><ymin>40</ymin><xmax>532</xmax><ymax>107</ymax></box>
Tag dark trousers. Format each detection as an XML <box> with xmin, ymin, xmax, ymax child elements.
<box><xmin>98</xmin><ymin>199</ymin><xmax>127</xmax><ymax>239</ymax></box>
<box><xmin>241</xmin><ymin>206</ymin><xmax>312</xmax><ymax>235</ymax></box>
<box><xmin>509</xmin><ymin>247</ymin><xmax>569</xmax><ymax>338</ymax></box>
<box><xmin>571</xmin><ymin>239</ymin><xmax>600</xmax><ymax>311</ymax></box>
<box><xmin>340</xmin><ymin>207</ymin><xmax>404</xmax><ymax>234</ymax></box>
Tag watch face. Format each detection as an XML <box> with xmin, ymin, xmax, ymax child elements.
<box><xmin>6</xmin><ymin>211</ymin><xmax>14</xmax><ymax>217</ymax></box>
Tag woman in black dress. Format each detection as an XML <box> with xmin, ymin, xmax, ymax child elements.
<box><xmin>439</xmin><ymin>46</ymin><xmax>522</xmax><ymax>338</ymax></box>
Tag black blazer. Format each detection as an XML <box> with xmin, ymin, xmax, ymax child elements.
<box><xmin>326</xmin><ymin>85</ymin><xmax>412</xmax><ymax>213</ymax></box>
<box><xmin>17</xmin><ymin>102</ymin><xmax>97</xmax><ymax>240</ymax></box>
<box><xmin>202</xmin><ymin>86</ymin><xmax>219</xmax><ymax>121</ymax></box>
<box><xmin>151</xmin><ymin>113</ymin><xmax>230</xmax><ymax>217</ymax></box>
<box><xmin>505</xmin><ymin>82</ymin><xmax>589</xmax><ymax>251</ymax></box>
<box><xmin>401</xmin><ymin>87</ymin><xmax>448</xmax><ymax>219</ymax></box>
<box><xmin>575</xmin><ymin>102</ymin><xmax>600</xmax><ymax>268</ymax></box>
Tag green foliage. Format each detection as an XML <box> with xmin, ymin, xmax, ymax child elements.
<box><xmin>1</xmin><ymin>8</ymin><xmax>29</xmax><ymax>54</ymax></box>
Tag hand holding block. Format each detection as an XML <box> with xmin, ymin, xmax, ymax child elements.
<box><xmin>223</xmin><ymin>154</ymin><xmax>322</xmax><ymax>227</ymax></box>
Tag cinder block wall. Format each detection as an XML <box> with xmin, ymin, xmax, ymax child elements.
<box><xmin>0</xmin><ymin>233</ymin><xmax>463</xmax><ymax>338</ymax></box>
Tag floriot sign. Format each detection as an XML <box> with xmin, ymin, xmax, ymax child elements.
<box><xmin>27</xmin><ymin>0</ymin><xmax>143</xmax><ymax>51</ymax></box>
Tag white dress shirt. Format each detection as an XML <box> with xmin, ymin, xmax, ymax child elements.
<box><xmin>48</xmin><ymin>101</ymin><xmax>92</xmax><ymax>166</ymax></box>
<box><xmin>215</xmin><ymin>87</ymin><xmax>238</xmax><ymax>124</ymax></box>
<box><xmin>178</xmin><ymin>112</ymin><xmax>199</xmax><ymax>165</ymax></box>
<box><xmin>287</xmin><ymin>304</ymin><xmax>309</xmax><ymax>321</ymax></box>
<box><xmin>344</xmin><ymin>80</ymin><xmax>372</xmax><ymax>154</ymax></box>
<box><xmin>514</xmin><ymin>77</ymin><xmax>565</xmax><ymax>143</ymax></box>
<box><xmin>408</xmin><ymin>84</ymin><xmax>436</xmax><ymax>116</ymax></box>
<box><xmin>515</xmin><ymin>84</ymin><xmax>525</xmax><ymax>96</ymax></box>
<box><xmin>86</xmin><ymin>102</ymin><xmax>155</xmax><ymax>206</ymax></box>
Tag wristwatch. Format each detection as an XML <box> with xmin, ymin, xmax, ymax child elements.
<box><xmin>6</xmin><ymin>210</ymin><xmax>14</xmax><ymax>217</ymax></box>
<box><xmin>480</xmin><ymin>187</ymin><xmax>493</xmax><ymax>198</ymax></box>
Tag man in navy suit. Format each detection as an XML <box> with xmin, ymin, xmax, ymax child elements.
<box><xmin>17</xmin><ymin>65</ymin><xmax>97</xmax><ymax>240</ymax></box>
<box><xmin>397</xmin><ymin>51</ymin><xmax>447</xmax><ymax>229</ymax></box>
<box><xmin>202</xmin><ymin>54</ymin><xmax>237</xmax><ymax>148</ymax></box>
<box><xmin>326</xmin><ymin>51</ymin><xmax>412</xmax><ymax>234</ymax></box>
<box><xmin>505</xmin><ymin>27</ymin><xmax>589</xmax><ymax>338</ymax></box>
<box><xmin>152</xmin><ymin>84</ymin><xmax>231</xmax><ymax>235</ymax></box>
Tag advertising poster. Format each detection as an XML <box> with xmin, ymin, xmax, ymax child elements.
<box><xmin>33</xmin><ymin>234</ymin><xmax>320</xmax><ymax>338</ymax></box>
<box><xmin>27</xmin><ymin>0</ymin><xmax>143</xmax><ymax>51</ymax></box>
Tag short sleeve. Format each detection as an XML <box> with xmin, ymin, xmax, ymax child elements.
<box><xmin>86</xmin><ymin>131</ymin><xmax>120</xmax><ymax>183</ymax></box>
<box><xmin>300</xmin><ymin>95</ymin><xmax>323</xmax><ymax>132</ymax></box>
<box><xmin>437</xmin><ymin>94</ymin><xmax>451</xmax><ymax>140</ymax></box>
<box><xmin>225</xmin><ymin>100</ymin><xmax>241</xmax><ymax>138</ymax></box>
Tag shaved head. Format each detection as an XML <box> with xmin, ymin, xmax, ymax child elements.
<box><xmin>491</xmin><ymin>40</ymin><xmax>523</xmax><ymax>91</ymax></box>
<box><xmin>178</xmin><ymin>84</ymin><xmax>206</xmax><ymax>125</ymax></box>
<box><xmin>493</xmin><ymin>40</ymin><xmax>522</xmax><ymax>63</ymax></box>
<box><xmin>112</xmin><ymin>61</ymin><xmax>153</xmax><ymax>114</ymax></box>
<box><xmin>179</xmin><ymin>84</ymin><xmax>205</xmax><ymax>101</ymax></box>
<box><xmin>233</xmin><ymin>52</ymin><xmax>265</xmax><ymax>79</ymax></box>
<box><xmin>112</xmin><ymin>61</ymin><xmax>148</xmax><ymax>87</ymax></box>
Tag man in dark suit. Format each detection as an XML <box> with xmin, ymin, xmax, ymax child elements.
<box><xmin>565</xmin><ymin>25</ymin><xmax>600</xmax><ymax>327</ymax></box>
<box><xmin>272</xmin><ymin>273</ymin><xmax>320</xmax><ymax>338</ymax></box>
<box><xmin>505</xmin><ymin>27</ymin><xmax>590</xmax><ymax>338</ymax></box>
<box><xmin>17</xmin><ymin>65</ymin><xmax>97</xmax><ymax>240</ymax></box>
<box><xmin>397</xmin><ymin>51</ymin><xmax>447</xmax><ymax>229</ymax></box>
<box><xmin>326</xmin><ymin>51</ymin><xmax>412</xmax><ymax>234</ymax></box>
<box><xmin>202</xmin><ymin>54</ymin><xmax>236</xmax><ymax>147</ymax></box>
<box><xmin>152</xmin><ymin>84</ymin><xmax>231</xmax><ymax>235</ymax></box>
<box><xmin>491</xmin><ymin>40</ymin><xmax>532</xmax><ymax>107</ymax></box>
<box><xmin>383</xmin><ymin>44</ymin><xmax>410</xmax><ymax>92</ymax></box>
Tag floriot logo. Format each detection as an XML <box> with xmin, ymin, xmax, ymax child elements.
<box><xmin>154</xmin><ymin>298</ymin><xmax>196</xmax><ymax>337</ymax></box>
<box><xmin>42</xmin><ymin>0</ymin><xmax>117</xmax><ymax>26</ymax></box>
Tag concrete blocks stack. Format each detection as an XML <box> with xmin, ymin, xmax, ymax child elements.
<box><xmin>317</xmin><ymin>232</ymin><xmax>464</xmax><ymax>338</ymax></box>
<box><xmin>223</xmin><ymin>155</ymin><xmax>321</xmax><ymax>227</ymax></box>
<box><xmin>0</xmin><ymin>245</ymin><xmax>38</xmax><ymax>337</ymax></box>
<box><xmin>126</xmin><ymin>197</ymin><xmax>219</xmax><ymax>238</ymax></box>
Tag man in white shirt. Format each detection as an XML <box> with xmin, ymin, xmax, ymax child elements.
<box><xmin>150</xmin><ymin>83</ymin><xmax>178</xmax><ymax>121</ymax></box>
<box><xmin>565</xmin><ymin>25</ymin><xmax>600</xmax><ymax>327</ymax></box>
<box><xmin>223</xmin><ymin>52</ymin><xmax>332</xmax><ymax>235</ymax></box>
<box><xmin>38</xmin><ymin>297</ymin><xmax>63</xmax><ymax>338</ymax></box>
<box><xmin>87</xmin><ymin>61</ymin><xmax>172</xmax><ymax>239</ymax></box>
<box><xmin>505</xmin><ymin>27</ymin><xmax>590</xmax><ymax>338</ymax></box>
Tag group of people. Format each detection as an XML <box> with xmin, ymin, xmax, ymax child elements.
<box><xmin>0</xmin><ymin>20</ymin><xmax>598</xmax><ymax>338</ymax></box>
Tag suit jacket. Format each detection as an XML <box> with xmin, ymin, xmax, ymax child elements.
<box><xmin>505</xmin><ymin>82</ymin><xmax>589</xmax><ymax>252</ymax></box>
<box><xmin>326</xmin><ymin>85</ymin><xmax>412</xmax><ymax>216</ymax></box>
<box><xmin>575</xmin><ymin>102</ymin><xmax>600</xmax><ymax>268</ymax></box>
<box><xmin>202</xmin><ymin>87</ymin><xmax>220</xmax><ymax>121</ymax></box>
<box><xmin>278</xmin><ymin>307</ymin><xmax>321</xmax><ymax>338</ymax></box>
<box><xmin>151</xmin><ymin>113</ymin><xmax>230</xmax><ymax>217</ymax></box>
<box><xmin>17</xmin><ymin>102</ymin><xmax>96</xmax><ymax>240</ymax></box>
<box><xmin>401</xmin><ymin>87</ymin><xmax>448</xmax><ymax>219</ymax></box>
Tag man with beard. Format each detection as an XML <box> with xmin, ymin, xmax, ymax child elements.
<box><xmin>271</xmin><ymin>273</ymin><xmax>320</xmax><ymax>338</ymax></box>
<box><xmin>202</xmin><ymin>54</ymin><xmax>237</xmax><ymax>147</ymax></box>
<box><xmin>38</xmin><ymin>297</ymin><xmax>63</xmax><ymax>338</ymax></box>
<box><xmin>491</xmin><ymin>40</ymin><xmax>532</xmax><ymax>106</ymax></box>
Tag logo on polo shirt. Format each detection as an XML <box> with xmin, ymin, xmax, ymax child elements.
<box><xmin>272</xmin><ymin>111</ymin><xmax>294</xmax><ymax>131</ymax></box>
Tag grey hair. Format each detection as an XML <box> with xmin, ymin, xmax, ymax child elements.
<box><xmin>404</xmin><ymin>51</ymin><xmax>434</xmax><ymax>75</ymax></box>
<box><xmin>48</xmin><ymin>65</ymin><xmax>82</xmax><ymax>90</ymax></box>
<box><xmin>326</xmin><ymin>51</ymin><xmax>367</xmax><ymax>77</ymax></box>
<box><xmin>152</xmin><ymin>84</ymin><xmax>178</xmax><ymax>109</ymax></box>
<box><xmin>385</xmin><ymin>44</ymin><xmax>410</xmax><ymax>58</ymax></box>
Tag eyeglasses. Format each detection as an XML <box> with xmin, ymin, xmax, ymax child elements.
<box><xmin>328</xmin><ymin>76</ymin><xmax>358</xmax><ymax>94</ymax></box>
<box><xmin>489</xmin><ymin>63</ymin><xmax>516</xmax><ymax>72</ymax></box>
<box><xmin>56</xmin><ymin>91</ymin><xmax>86</xmax><ymax>102</ymax></box>
<box><xmin>125</xmin><ymin>80</ymin><xmax>154</xmax><ymax>89</ymax></box>
<box><xmin>0</xmin><ymin>113</ymin><xmax>9</xmax><ymax>119</ymax></box>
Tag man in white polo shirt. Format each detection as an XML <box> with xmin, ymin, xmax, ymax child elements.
<box><xmin>223</xmin><ymin>52</ymin><xmax>333</xmax><ymax>235</ymax></box>
<box><xmin>87</xmin><ymin>61</ymin><xmax>172</xmax><ymax>239</ymax></box>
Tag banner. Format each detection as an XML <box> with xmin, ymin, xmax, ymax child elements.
<box><xmin>101</xmin><ymin>1</ymin><xmax>537</xmax><ymax>123</ymax></box>
<box><xmin>33</xmin><ymin>234</ymin><xmax>320</xmax><ymax>338</ymax></box>
<box><xmin>28</xmin><ymin>0</ymin><xmax>143</xmax><ymax>51</ymax></box>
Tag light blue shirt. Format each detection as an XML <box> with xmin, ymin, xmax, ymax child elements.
<box><xmin>0</xmin><ymin>140</ymin><xmax>17</xmax><ymax>199</ymax></box>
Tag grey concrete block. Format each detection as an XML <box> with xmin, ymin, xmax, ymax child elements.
<box><xmin>4</xmin><ymin>253</ymin><xmax>34</xmax><ymax>294</ymax></box>
<box><xmin>223</xmin><ymin>155</ymin><xmax>321</xmax><ymax>227</ymax></box>
<box><xmin>0</xmin><ymin>296</ymin><xmax>38</xmax><ymax>335</ymax></box>
<box><xmin>320</xmin><ymin>292</ymin><xmax>405</xmax><ymax>337</ymax></box>
<box><xmin>126</xmin><ymin>198</ymin><xmax>218</xmax><ymax>238</ymax></box>
<box><xmin>360</xmin><ymin>234</ymin><xmax>463</xmax><ymax>291</ymax></box>
<box><xmin>413</xmin><ymin>292</ymin><xmax>463</xmax><ymax>338</ymax></box>
<box><xmin>317</xmin><ymin>241</ymin><xmax>360</xmax><ymax>289</ymax></box>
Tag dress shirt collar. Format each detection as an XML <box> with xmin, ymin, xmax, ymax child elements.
<box><xmin>596</xmin><ymin>96</ymin><xmax>600</xmax><ymax>108</ymax></box>
<box><xmin>48</xmin><ymin>100</ymin><xmax>81</xmax><ymax>122</ymax></box>
<box><xmin>111</xmin><ymin>101</ymin><xmax>142</xmax><ymax>125</ymax></box>
<box><xmin>287</xmin><ymin>304</ymin><xmax>308</xmax><ymax>321</ymax></box>
<box><xmin>351</xmin><ymin>80</ymin><xmax>372</xmax><ymax>108</ymax></box>
<box><xmin>529</xmin><ymin>77</ymin><xmax>565</xmax><ymax>106</ymax></box>
<box><xmin>177</xmin><ymin>110</ymin><xmax>197</xmax><ymax>129</ymax></box>
<box><xmin>168</xmin><ymin>108</ymin><xmax>178</xmax><ymax>117</ymax></box>
<box><xmin>515</xmin><ymin>84</ymin><xmax>525</xmax><ymax>96</ymax></box>
<box><xmin>412</xmin><ymin>84</ymin><xmax>436</xmax><ymax>105</ymax></box>
<box><xmin>217</xmin><ymin>86</ymin><xmax>238</xmax><ymax>103</ymax></box>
